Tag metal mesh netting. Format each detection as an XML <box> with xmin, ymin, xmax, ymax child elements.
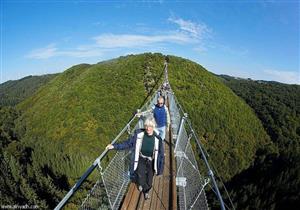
<box><xmin>79</xmin><ymin>180</ymin><xmax>109</xmax><ymax>210</ymax></box>
<box><xmin>80</xmin><ymin>90</ymin><xmax>209</xmax><ymax>210</ymax></box>
<box><xmin>80</xmin><ymin>92</ymin><xmax>158</xmax><ymax>210</ymax></box>
<box><xmin>175</xmin><ymin>132</ymin><xmax>209</xmax><ymax>210</ymax></box>
<box><xmin>80</xmin><ymin>139</ymin><xmax>133</xmax><ymax>210</ymax></box>
<box><xmin>101</xmin><ymin>150</ymin><xmax>131</xmax><ymax>209</ymax></box>
<box><xmin>174</xmin><ymin>122</ymin><xmax>189</xmax><ymax>155</ymax></box>
<box><xmin>169</xmin><ymin>92</ymin><xmax>181</xmax><ymax>136</ymax></box>
<box><xmin>169</xmin><ymin>92</ymin><xmax>209</xmax><ymax>210</ymax></box>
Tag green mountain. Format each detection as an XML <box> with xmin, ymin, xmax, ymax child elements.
<box><xmin>219</xmin><ymin>75</ymin><xmax>300</xmax><ymax>210</ymax></box>
<box><xmin>1</xmin><ymin>53</ymin><xmax>273</xmax><ymax>208</ymax></box>
<box><xmin>0</xmin><ymin>74</ymin><xmax>58</xmax><ymax>106</ymax></box>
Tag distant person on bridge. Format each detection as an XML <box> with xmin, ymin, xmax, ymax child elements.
<box><xmin>137</xmin><ymin>96</ymin><xmax>170</xmax><ymax>141</ymax></box>
<box><xmin>106</xmin><ymin>117</ymin><xmax>164</xmax><ymax>200</ymax></box>
<box><xmin>152</xmin><ymin>96</ymin><xmax>170</xmax><ymax>141</ymax></box>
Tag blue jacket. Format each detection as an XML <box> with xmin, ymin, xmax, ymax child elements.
<box><xmin>152</xmin><ymin>104</ymin><xmax>170</xmax><ymax>128</ymax></box>
<box><xmin>113</xmin><ymin>129</ymin><xmax>164</xmax><ymax>179</ymax></box>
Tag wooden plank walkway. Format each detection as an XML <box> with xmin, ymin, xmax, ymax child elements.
<box><xmin>120</xmin><ymin>104</ymin><xmax>176</xmax><ymax>210</ymax></box>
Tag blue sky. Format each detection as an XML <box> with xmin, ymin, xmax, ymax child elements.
<box><xmin>1</xmin><ymin>0</ymin><xmax>299</xmax><ymax>84</ymax></box>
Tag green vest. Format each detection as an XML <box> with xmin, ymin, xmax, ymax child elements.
<box><xmin>141</xmin><ymin>132</ymin><xmax>155</xmax><ymax>157</ymax></box>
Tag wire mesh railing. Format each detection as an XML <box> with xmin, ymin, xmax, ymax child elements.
<box><xmin>168</xmin><ymin>92</ymin><xmax>209</xmax><ymax>210</ymax></box>
<box><xmin>168</xmin><ymin>91</ymin><xmax>182</xmax><ymax>136</ymax></box>
<box><xmin>57</xmin><ymin>87</ymin><xmax>225</xmax><ymax>210</ymax></box>
<box><xmin>79</xmin><ymin>92</ymin><xmax>159</xmax><ymax>210</ymax></box>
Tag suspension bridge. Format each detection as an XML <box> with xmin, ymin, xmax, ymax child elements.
<box><xmin>55</xmin><ymin>60</ymin><xmax>227</xmax><ymax>210</ymax></box>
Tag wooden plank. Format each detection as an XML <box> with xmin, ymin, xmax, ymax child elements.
<box><xmin>141</xmin><ymin>181</ymin><xmax>152</xmax><ymax>210</ymax></box>
<box><xmin>127</xmin><ymin>186</ymin><xmax>140</xmax><ymax>210</ymax></box>
<box><xmin>123</xmin><ymin>183</ymin><xmax>140</xmax><ymax>210</ymax></box>
<box><xmin>156</xmin><ymin>175</ymin><xmax>165</xmax><ymax>210</ymax></box>
<box><xmin>167</xmin><ymin>98</ymin><xmax>177</xmax><ymax>210</ymax></box>
<box><xmin>149</xmin><ymin>174</ymin><xmax>159</xmax><ymax>209</ymax></box>
<box><xmin>136</xmin><ymin>188</ymin><xmax>145</xmax><ymax>210</ymax></box>
<box><xmin>161</xmin><ymin>133</ymin><xmax>171</xmax><ymax>210</ymax></box>
<box><xmin>120</xmin><ymin>183</ymin><xmax>135</xmax><ymax>210</ymax></box>
<box><xmin>171</xmin><ymin>134</ymin><xmax>177</xmax><ymax>210</ymax></box>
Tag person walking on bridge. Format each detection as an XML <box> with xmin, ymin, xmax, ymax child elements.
<box><xmin>106</xmin><ymin>117</ymin><xmax>164</xmax><ymax>199</ymax></box>
<box><xmin>152</xmin><ymin>96</ymin><xmax>170</xmax><ymax>141</ymax></box>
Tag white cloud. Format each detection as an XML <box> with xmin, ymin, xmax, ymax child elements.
<box><xmin>58</xmin><ymin>49</ymin><xmax>103</xmax><ymax>58</ymax></box>
<box><xmin>167</xmin><ymin>17</ymin><xmax>249</xmax><ymax>58</ymax></box>
<box><xmin>168</xmin><ymin>17</ymin><xmax>212</xmax><ymax>39</ymax></box>
<box><xmin>26</xmin><ymin>17</ymin><xmax>211</xmax><ymax>59</ymax></box>
<box><xmin>26</xmin><ymin>44</ymin><xmax>104</xmax><ymax>59</ymax></box>
<box><xmin>93</xmin><ymin>32</ymin><xmax>195</xmax><ymax>48</ymax></box>
<box><xmin>92</xmin><ymin>21</ymin><xmax>102</xmax><ymax>26</ymax></box>
<box><xmin>26</xmin><ymin>44</ymin><xmax>58</xmax><ymax>59</ymax></box>
<box><xmin>209</xmin><ymin>42</ymin><xmax>249</xmax><ymax>57</ymax></box>
<box><xmin>193</xmin><ymin>46</ymin><xmax>207</xmax><ymax>53</ymax></box>
<box><xmin>26</xmin><ymin>32</ymin><xmax>198</xmax><ymax>59</ymax></box>
<box><xmin>263</xmin><ymin>69</ymin><xmax>300</xmax><ymax>84</ymax></box>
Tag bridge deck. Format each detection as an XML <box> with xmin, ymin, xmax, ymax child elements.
<box><xmin>120</xmin><ymin>124</ymin><xmax>176</xmax><ymax>210</ymax></box>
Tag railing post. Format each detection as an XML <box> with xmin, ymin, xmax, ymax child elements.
<box><xmin>174</xmin><ymin>113</ymin><xmax>187</xmax><ymax>152</ymax></box>
<box><xmin>138</xmin><ymin>114</ymin><xmax>144</xmax><ymax>129</ymax></box>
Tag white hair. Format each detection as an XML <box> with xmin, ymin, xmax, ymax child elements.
<box><xmin>144</xmin><ymin>116</ymin><xmax>156</xmax><ymax>128</ymax></box>
<box><xmin>157</xmin><ymin>96</ymin><xmax>164</xmax><ymax>103</ymax></box>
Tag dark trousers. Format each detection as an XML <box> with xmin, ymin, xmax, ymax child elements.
<box><xmin>136</xmin><ymin>156</ymin><xmax>154</xmax><ymax>193</ymax></box>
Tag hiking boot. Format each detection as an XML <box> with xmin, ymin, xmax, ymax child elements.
<box><xmin>138</xmin><ymin>185</ymin><xmax>143</xmax><ymax>192</ymax></box>
<box><xmin>144</xmin><ymin>192</ymin><xmax>150</xmax><ymax>200</ymax></box>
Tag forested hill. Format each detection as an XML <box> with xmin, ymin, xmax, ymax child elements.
<box><xmin>219</xmin><ymin>75</ymin><xmax>300</xmax><ymax>210</ymax></box>
<box><xmin>0</xmin><ymin>74</ymin><xmax>58</xmax><ymax>106</ymax></box>
<box><xmin>1</xmin><ymin>53</ymin><xmax>272</xmax><ymax>209</ymax></box>
<box><xmin>219</xmin><ymin>75</ymin><xmax>299</xmax><ymax>152</ymax></box>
